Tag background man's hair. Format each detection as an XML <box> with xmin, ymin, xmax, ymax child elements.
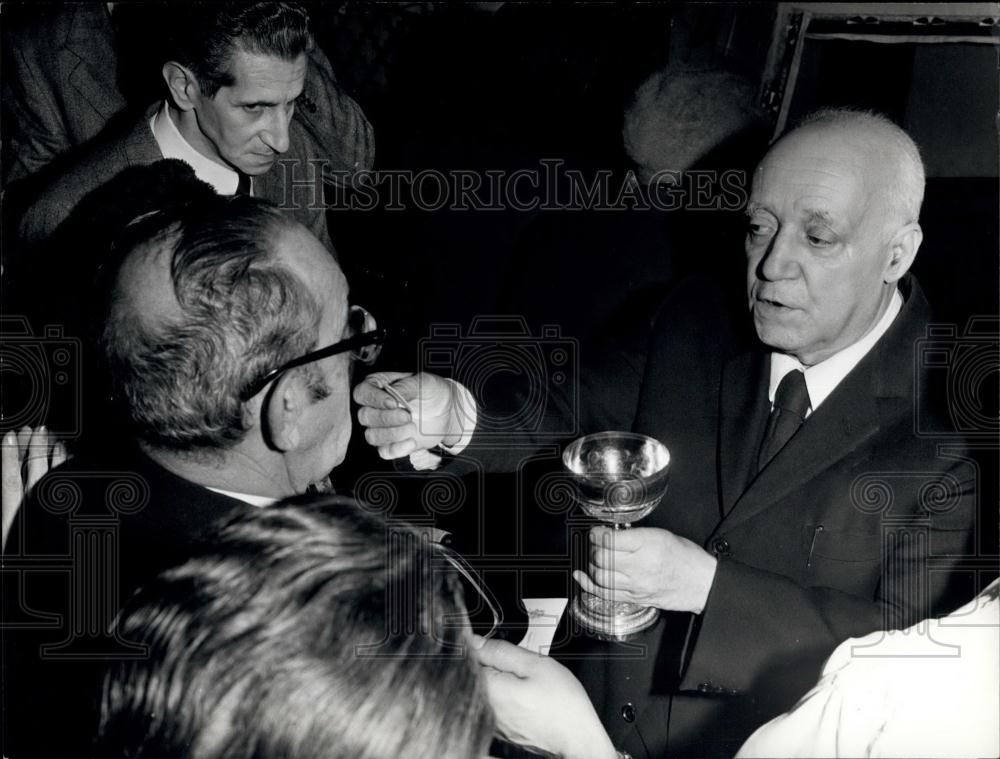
<box><xmin>624</xmin><ymin>65</ymin><xmax>768</xmax><ymax>182</ymax></box>
<box><xmin>794</xmin><ymin>107</ymin><xmax>926</xmax><ymax>227</ymax></box>
<box><xmin>163</xmin><ymin>1</ymin><xmax>313</xmax><ymax>97</ymax></box>
<box><xmin>97</xmin><ymin>498</ymin><xmax>494</xmax><ymax>759</ymax></box>
<box><xmin>98</xmin><ymin>194</ymin><xmax>324</xmax><ymax>453</ymax></box>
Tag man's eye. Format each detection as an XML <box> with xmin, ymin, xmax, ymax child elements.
<box><xmin>806</xmin><ymin>233</ymin><xmax>833</xmax><ymax>247</ymax></box>
<box><xmin>747</xmin><ymin>221</ymin><xmax>773</xmax><ymax>239</ymax></box>
<box><xmin>243</xmin><ymin>104</ymin><xmax>263</xmax><ymax>114</ymax></box>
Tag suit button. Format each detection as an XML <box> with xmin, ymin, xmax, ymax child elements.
<box><xmin>697</xmin><ymin>682</ymin><xmax>712</xmax><ymax>693</ymax></box>
<box><xmin>620</xmin><ymin>702</ymin><xmax>636</xmax><ymax>723</ymax></box>
<box><xmin>712</xmin><ymin>538</ymin><xmax>731</xmax><ymax>556</ymax></box>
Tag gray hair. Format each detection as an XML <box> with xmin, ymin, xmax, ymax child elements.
<box><xmin>97</xmin><ymin>498</ymin><xmax>494</xmax><ymax>759</ymax></box>
<box><xmin>100</xmin><ymin>196</ymin><xmax>324</xmax><ymax>453</ymax></box>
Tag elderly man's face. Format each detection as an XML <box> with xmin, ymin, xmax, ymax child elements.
<box><xmin>276</xmin><ymin>225</ymin><xmax>353</xmax><ymax>491</ymax></box>
<box><xmin>745</xmin><ymin>126</ymin><xmax>897</xmax><ymax>366</ymax></box>
<box><xmin>191</xmin><ymin>48</ymin><xmax>307</xmax><ymax>176</ymax></box>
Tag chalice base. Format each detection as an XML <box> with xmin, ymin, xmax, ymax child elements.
<box><xmin>571</xmin><ymin>592</ymin><xmax>660</xmax><ymax>642</ymax></box>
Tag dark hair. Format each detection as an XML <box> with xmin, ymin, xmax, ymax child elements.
<box><xmin>98</xmin><ymin>194</ymin><xmax>324</xmax><ymax>452</ymax></box>
<box><xmin>164</xmin><ymin>1</ymin><xmax>313</xmax><ymax>97</ymax></box>
<box><xmin>97</xmin><ymin>498</ymin><xmax>494</xmax><ymax>759</ymax></box>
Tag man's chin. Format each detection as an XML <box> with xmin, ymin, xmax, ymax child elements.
<box><xmin>239</xmin><ymin>156</ymin><xmax>277</xmax><ymax>175</ymax></box>
<box><xmin>754</xmin><ymin>317</ymin><xmax>802</xmax><ymax>355</ymax></box>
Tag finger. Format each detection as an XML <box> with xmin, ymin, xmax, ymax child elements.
<box><xmin>50</xmin><ymin>442</ymin><xmax>68</xmax><ymax>469</ymax></box>
<box><xmin>25</xmin><ymin>427</ymin><xmax>50</xmax><ymax>491</ymax></box>
<box><xmin>366</xmin><ymin>371</ymin><xmax>413</xmax><ymax>389</ymax></box>
<box><xmin>474</xmin><ymin>637</ymin><xmax>537</xmax><ymax>677</ymax></box>
<box><xmin>2</xmin><ymin>430</ymin><xmax>22</xmax><ymax>495</ymax></box>
<box><xmin>364</xmin><ymin>422</ymin><xmax>418</xmax><ymax>448</ymax></box>
<box><xmin>385</xmin><ymin>374</ymin><xmax>422</xmax><ymax>403</ymax></box>
<box><xmin>3</xmin><ymin>432</ymin><xmax>25</xmax><ymax>542</ymax></box>
<box><xmin>573</xmin><ymin>569</ymin><xmax>613</xmax><ymax>600</ymax></box>
<box><xmin>356</xmin><ymin>405</ymin><xmax>411</xmax><ymax>428</ymax></box>
<box><xmin>585</xmin><ymin>565</ymin><xmax>632</xmax><ymax>594</ymax></box>
<box><xmin>16</xmin><ymin>426</ymin><xmax>32</xmax><ymax>458</ymax></box>
<box><xmin>378</xmin><ymin>438</ymin><xmax>418</xmax><ymax>460</ymax></box>
<box><xmin>590</xmin><ymin>525</ymin><xmax>647</xmax><ymax>552</ymax></box>
<box><xmin>590</xmin><ymin>544</ymin><xmax>621</xmax><ymax>571</ymax></box>
<box><xmin>353</xmin><ymin>376</ymin><xmax>409</xmax><ymax>409</ymax></box>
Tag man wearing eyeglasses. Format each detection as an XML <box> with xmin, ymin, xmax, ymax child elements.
<box><xmin>2</xmin><ymin>192</ymin><xmax>385</xmax><ymax>758</ymax></box>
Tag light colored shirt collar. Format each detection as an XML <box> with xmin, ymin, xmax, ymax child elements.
<box><xmin>204</xmin><ymin>486</ymin><xmax>277</xmax><ymax>508</ymax></box>
<box><xmin>150</xmin><ymin>101</ymin><xmax>245</xmax><ymax>196</ymax></box>
<box><xmin>769</xmin><ymin>287</ymin><xmax>904</xmax><ymax>415</ymax></box>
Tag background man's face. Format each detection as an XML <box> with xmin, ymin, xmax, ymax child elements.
<box><xmin>276</xmin><ymin>225</ymin><xmax>353</xmax><ymax>490</ymax></box>
<box><xmin>193</xmin><ymin>49</ymin><xmax>307</xmax><ymax>175</ymax></box>
<box><xmin>744</xmin><ymin>126</ymin><xmax>895</xmax><ymax>366</ymax></box>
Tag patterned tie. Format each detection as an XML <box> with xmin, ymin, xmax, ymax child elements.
<box><xmin>757</xmin><ymin>369</ymin><xmax>811</xmax><ymax>472</ymax></box>
<box><xmin>235</xmin><ymin>171</ymin><xmax>252</xmax><ymax>196</ymax></box>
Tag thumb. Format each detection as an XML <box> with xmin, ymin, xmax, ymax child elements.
<box><xmin>474</xmin><ymin>637</ymin><xmax>536</xmax><ymax>677</ymax></box>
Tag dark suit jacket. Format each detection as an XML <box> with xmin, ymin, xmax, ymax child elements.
<box><xmin>1</xmin><ymin>447</ymin><xmax>251</xmax><ymax>758</ymax></box>
<box><xmin>1</xmin><ymin>4</ymin><xmax>124</xmax><ymax>186</ymax></box>
<box><xmin>557</xmin><ymin>275</ymin><xmax>978</xmax><ymax>757</ymax></box>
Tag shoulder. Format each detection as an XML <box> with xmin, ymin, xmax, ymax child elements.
<box><xmin>19</xmin><ymin>110</ymin><xmax>160</xmax><ymax>242</ymax></box>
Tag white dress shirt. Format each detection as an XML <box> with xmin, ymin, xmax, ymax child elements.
<box><xmin>768</xmin><ymin>288</ymin><xmax>903</xmax><ymax>415</ymax></box>
<box><xmin>150</xmin><ymin>102</ymin><xmax>246</xmax><ymax>196</ymax></box>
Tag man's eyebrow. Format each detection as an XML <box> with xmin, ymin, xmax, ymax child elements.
<box><xmin>236</xmin><ymin>99</ymin><xmax>280</xmax><ymax>107</ymax></box>
<box><xmin>803</xmin><ymin>209</ymin><xmax>837</xmax><ymax>227</ymax></box>
<box><xmin>235</xmin><ymin>94</ymin><xmax>302</xmax><ymax>108</ymax></box>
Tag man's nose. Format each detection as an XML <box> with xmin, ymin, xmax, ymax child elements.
<box><xmin>260</xmin><ymin>107</ymin><xmax>292</xmax><ymax>154</ymax></box>
<box><xmin>757</xmin><ymin>228</ymin><xmax>799</xmax><ymax>281</ymax></box>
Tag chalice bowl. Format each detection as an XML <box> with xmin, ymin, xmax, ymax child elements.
<box><xmin>563</xmin><ymin>431</ymin><xmax>670</xmax><ymax>640</ymax></box>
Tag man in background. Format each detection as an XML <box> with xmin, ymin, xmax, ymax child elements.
<box><xmin>12</xmin><ymin>1</ymin><xmax>373</xmax><ymax>252</ymax></box>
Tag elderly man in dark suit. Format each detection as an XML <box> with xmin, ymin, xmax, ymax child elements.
<box><xmin>11</xmin><ymin>1</ymin><xmax>373</xmax><ymax>252</ymax></box>
<box><xmin>354</xmin><ymin>108</ymin><xmax>979</xmax><ymax>757</ymax></box>
<box><xmin>2</xmin><ymin>188</ymin><xmax>384</xmax><ymax>758</ymax></box>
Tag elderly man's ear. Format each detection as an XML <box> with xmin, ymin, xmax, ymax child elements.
<box><xmin>261</xmin><ymin>371</ymin><xmax>313</xmax><ymax>452</ymax></box>
<box><xmin>162</xmin><ymin>61</ymin><xmax>201</xmax><ymax>112</ymax></box>
<box><xmin>883</xmin><ymin>223</ymin><xmax>923</xmax><ymax>284</ymax></box>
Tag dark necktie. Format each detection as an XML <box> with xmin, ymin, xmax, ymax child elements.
<box><xmin>757</xmin><ymin>369</ymin><xmax>811</xmax><ymax>472</ymax></box>
<box><xmin>235</xmin><ymin>171</ymin><xmax>252</xmax><ymax>196</ymax></box>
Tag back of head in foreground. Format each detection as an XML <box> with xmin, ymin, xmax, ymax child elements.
<box><xmin>97</xmin><ymin>497</ymin><xmax>494</xmax><ymax>759</ymax></box>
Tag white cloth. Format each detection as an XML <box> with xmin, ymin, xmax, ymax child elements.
<box><xmin>204</xmin><ymin>487</ymin><xmax>276</xmax><ymax>508</ymax></box>
<box><xmin>737</xmin><ymin>579</ymin><xmax>1000</xmax><ymax>758</ymax></box>
<box><xmin>769</xmin><ymin>288</ymin><xmax>903</xmax><ymax>415</ymax></box>
<box><xmin>150</xmin><ymin>102</ymin><xmax>244</xmax><ymax>196</ymax></box>
<box><xmin>409</xmin><ymin>379</ymin><xmax>478</xmax><ymax>471</ymax></box>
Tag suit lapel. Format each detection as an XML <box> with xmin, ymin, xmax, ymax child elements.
<box><xmin>65</xmin><ymin>5</ymin><xmax>123</xmax><ymax>121</ymax></box>
<box><xmin>718</xmin><ymin>360</ymin><xmax>882</xmax><ymax>533</ymax></box>
<box><xmin>718</xmin><ymin>350</ymin><xmax>770</xmax><ymax>514</ymax></box>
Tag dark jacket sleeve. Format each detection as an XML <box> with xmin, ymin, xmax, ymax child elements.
<box><xmin>678</xmin><ymin>454</ymin><xmax>978</xmax><ymax>710</ymax></box>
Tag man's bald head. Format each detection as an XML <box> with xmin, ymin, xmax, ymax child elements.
<box><xmin>791</xmin><ymin>108</ymin><xmax>925</xmax><ymax>233</ymax></box>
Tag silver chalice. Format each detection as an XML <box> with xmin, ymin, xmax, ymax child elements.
<box><xmin>563</xmin><ymin>431</ymin><xmax>670</xmax><ymax>640</ymax></box>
